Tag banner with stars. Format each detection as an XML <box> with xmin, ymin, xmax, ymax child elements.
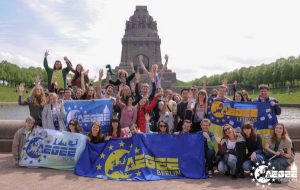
<box><xmin>207</xmin><ymin>98</ymin><xmax>278</xmax><ymax>146</ymax></box>
<box><xmin>64</xmin><ymin>99</ymin><xmax>113</xmax><ymax>134</ymax></box>
<box><xmin>19</xmin><ymin>128</ymin><xmax>87</xmax><ymax>170</ymax></box>
<box><xmin>75</xmin><ymin>133</ymin><xmax>207</xmax><ymax>181</ymax></box>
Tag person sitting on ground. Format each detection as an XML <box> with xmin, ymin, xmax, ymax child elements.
<box><xmin>12</xmin><ymin>116</ymin><xmax>35</xmax><ymax>167</ymax></box>
<box><xmin>264</xmin><ymin>123</ymin><xmax>294</xmax><ymax>171</ymax></box>
<box><xmin>200</xmin><ymin>119</ymin><xmax>218</xmax><ymax>178</ymax></box>
<box><xmin>216</xmin><ymin>124</ymin><xmax>246</xmax><ymax>179</ymax></box>
<box><xmin>42</xmin><ymin>93</ymin><xmax>67</xmax><ymax>131</ymax></box>
<box><xmin>105</xmin><ymin>118</ymin><xmax>127</xmax><ymax>140</ymax></box>
<box><xmin>18</xmin><ymin>83</ymin><xmax>47</xmax><ymax>127</ymax></box>
<box><xmin>240</xmin><ymin>123</ymin><xmax>265</xmax><ymax>172</ymax></box>
<box><xmin>254</xmin><ymin>84</ymin><xmax>281</xmax><ymax>115</ymax></box>
<box><xmin>87</xmin><ymin>122</ymin><xmax>105</xmax><ymax>144</ymax></box>
<box><xmin>128</xmin><ymin>124</ymin><xmax>142</xmax><ymax>137</ymax></box>
<box><xmin>43</xmin><ymin>50</ymin><xmax>71</xmax><ymax>92</ymax></box>
<box><xmin>67</xmin><ymin>119</ymin><xmax>83</xmax><ymax>133</ymax></box>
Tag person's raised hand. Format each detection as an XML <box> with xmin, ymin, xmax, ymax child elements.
<box><xmin>164</xmin><ymin>54</ymin><xmax>169</xmax><ymax>62</ymax></box>
<box><xmin>135</xmin><ymin>72</ymin><xmax>141</xmax><ymax>82</ymax></box>
<box><xmin>99</xmin><ymin>68</ymin><xmax>104</xmax><ymax>79</ymax></box>
<box><xmin>138</xmin><ymin>55</ymin><xmax>143</xmax><ymax>62</ymax></box>
<box><xmin>44</xmin><ymin>50</ymin><xmax>49</xmax><ymax>57</ymax></box>
<box><xmin>18</xmin><ymin>83</ymin><xmax>25</xmax><ymax>95</ymax></box>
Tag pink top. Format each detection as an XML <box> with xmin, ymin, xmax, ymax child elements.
<box><xmin>116</xmin><ymin>97</ymin><xmax>137</xmax><ymax>128</ymax></box>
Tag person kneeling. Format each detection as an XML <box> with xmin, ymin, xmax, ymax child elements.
<box><xmin>217</xmin><ymin>124</ymin><xmax>246</xmax><ymax>179</ymax></box>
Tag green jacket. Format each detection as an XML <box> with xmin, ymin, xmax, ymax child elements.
<box><xmin>43</xmin><ymin>57</ymin><xmax>70</xmax><ymax>89</ymax></box>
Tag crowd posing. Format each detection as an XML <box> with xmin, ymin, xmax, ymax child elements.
<box><xmin>12</xmin><ymin>51</ymin><xmax>294</xmax><ymax>182</ymax></box>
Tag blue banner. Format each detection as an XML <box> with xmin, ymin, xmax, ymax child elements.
<box><xmin>207</xmin><ymin>99</ymin><xmax>278</xmax><ymax>146</ymax></box>
<box><xmin>64</xmin><ymin>99</ymin><xmax>113</xmax><ymax>134</ymax></box>
<box><xmin>19</xmin><ymin>128</ymin><xmax>87</xmax><ymax>170</ymax></box>
<box><xmin>75</xmin><ymin>133</ymin><xmax>207</xmax><ymax>181</ymax></box>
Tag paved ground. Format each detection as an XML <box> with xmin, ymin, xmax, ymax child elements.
<box><xmin>0</xmin><ymin>153</ymin><xmax>299</xmax><ymax>190</ymax></box>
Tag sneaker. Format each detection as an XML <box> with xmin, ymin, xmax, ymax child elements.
<box><xmin>208</xmin><ymin>170</ymin><xmax>213</xmax><ymax>178</ymax></box>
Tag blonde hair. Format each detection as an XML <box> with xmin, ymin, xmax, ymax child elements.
<box><xmin>118</xmin><ymin>69</ymin><xmax>128</xmax><ymax>78</ymax></box>
<box><xmin>25</xmin><ymin>116</ymin><xmax>35</xmax><ymax>123</ymax></box>
<box><xmin>29</xmin><ymin>85</ymin><xmax>47</xmax><ymax>107</ymax></box>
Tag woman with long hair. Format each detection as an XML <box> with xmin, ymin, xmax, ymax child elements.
<box><xmin>241</xmin><ymin>123</ymin><xmax>265</xmax><ymax>172</ymax></box>
<box><xmin>43</xmin><ymin>50</ymin><xmax>70</xmax><ymax>92</ymax></box>
<box><xmin>18</xmin><ymin>84</ymin><xmax>47</xmax><ymax>127</ymax></box>
<box><xmin>106</xmin><ymin>118</ymin><xmax>126</xmax><ymax>140</ymax></box>
<box><xmin>265</xmin><ymin>123</ymin><xmax>294</xmax><ymax>170</ymax></box>
<box><xmin>217</xmin><ymin>124</ymin><xmax>246</xmax><ymax>179</ymax></box>
<box><xmin>87</xmin><ymin>122</ymin><xmax>105</xmax><ymax>144</ymax></box>
<box><xmin>157</xmin><ymin>120</ymin><xmax>169</xmax><ymax>134</ymax></box>
<box><xmin>67</xmin><ymin>119</ymin><xmax>83</xmax><ymax>133</ymax></box>
<box><xmin>116</xmin><ymin>85</ymin><xmax>137</xmax><ymax>129</ymax></box>
<box><xmin>66</xmin><ymin>61</ymin><xmax>89</xmax><ymax>89</ymax></box>
<box><xmin>191</xmin><ymin>89</ymin><xmax>208</xmax><ymax>133</ymax></box>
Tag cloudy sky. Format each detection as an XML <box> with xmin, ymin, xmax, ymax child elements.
<box><xmin>1</xmin><ymin>0</ymin><xmax>300</xmax><ymax>81</ymax></box>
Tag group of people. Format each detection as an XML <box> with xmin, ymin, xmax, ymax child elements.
<box><xmin>12</xmin><ymin>51</ymin><xmax>294</xmax><ymax>183</ymax></box>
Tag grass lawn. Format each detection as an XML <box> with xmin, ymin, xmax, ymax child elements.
<box><xmin>246</xmin><ymin>88</ymin><xmax>300</xmax><ymax>104</ymax></box>
<box><xmin>1</xmin><ymin>85</ymin><xmax>300</xmax><ymax>104</ymax></box>
<box><xmin>0</xmin><ymin>86</ymin><xmax>29</xmax><ymax>102</ymax></box>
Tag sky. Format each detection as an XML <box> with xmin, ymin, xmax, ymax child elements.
<box><xmin>1</xmin><ymin>0</ymin><xmax>300</xmax><ymax>82</ymax></box>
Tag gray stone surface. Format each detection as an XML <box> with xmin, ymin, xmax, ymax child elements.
<box><xmin>111</xmin><ymin>6</ymin><xmax>176</xmax><ymax>89</ymax></box>
<box><xmin>0</xmin><ymin>153</ymin><xmax>299</xmax><ymax>190</ymax></box>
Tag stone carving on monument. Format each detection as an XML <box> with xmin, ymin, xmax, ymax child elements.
<box><xmin>110</xmin><ymin>6</ymin><xmax>177</xmax><ymax>89</ymax></box>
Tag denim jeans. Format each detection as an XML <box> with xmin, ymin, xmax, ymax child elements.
<box><xmin>242</xmin><ymin>153</ymin><xmax>265</xmax><ymax>171</ymax></box>
<box><xmin>205</xmin><ymin>149</ymin><xmax>216</xmax><ymax>171</ymax></box>
<box><xmin>218</xmin><ymin>154</ymin><xmax>237</xmax><ymax>175</ymax></box>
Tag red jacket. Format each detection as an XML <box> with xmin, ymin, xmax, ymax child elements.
<box><xmin>137</xmin><ymin>97</ymin><xmax>158</xmax><ymax>132</ymax></box>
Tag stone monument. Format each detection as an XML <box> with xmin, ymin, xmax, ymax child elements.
<box><xmin>112</xmin><ymin>5</ymin><xmax>177</xmax><ymax>89</ymax></box>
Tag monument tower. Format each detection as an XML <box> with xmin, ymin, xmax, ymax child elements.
<box><xmin>113</xmin><ymin>5</ymin><xmax>176</xmax><ymax>89</ymax></box>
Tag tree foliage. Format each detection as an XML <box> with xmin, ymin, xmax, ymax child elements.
<box><xmin>0</xmin><ymin>60</ymin><xmax>47</xmax><ymax>87</ymax></box>
<box><xmin>192</xmin><ymin>56</ymin><xmax>300</xmax><ymax>89</ymax></box>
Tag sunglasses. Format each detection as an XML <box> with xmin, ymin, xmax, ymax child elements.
<box><xmin>69</xmin><ymin>123</ymin><xmax>75</xmax><ymax>126</ymax></box>
<box><xmin>211</xmin><ymin>94</ymin><xmax>217</xmax><ymax>97</ymax></box>
<box><xmin>159</xmin><ymin>125</ymin><xmax>167</xmax><ymax>128</ymax></box>
<box><xmin>223</xmin><ymin>127</ymin><xmax>230</xmax><ymax>132</ymax></box>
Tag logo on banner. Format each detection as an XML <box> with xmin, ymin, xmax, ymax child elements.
<box><xmin>250</xmin><ymin>161</ymin><xmax>297</xmax><ymax>187</ymax></box>
<box><xmin>95</xmin><ymin>141</ymin><xmax>181</xmax><ymax>179</ymax></box>
<box><xmin>23</xmin><ymin>130</ymin><xmax>80</xmax><ymax>163</ymax></box>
